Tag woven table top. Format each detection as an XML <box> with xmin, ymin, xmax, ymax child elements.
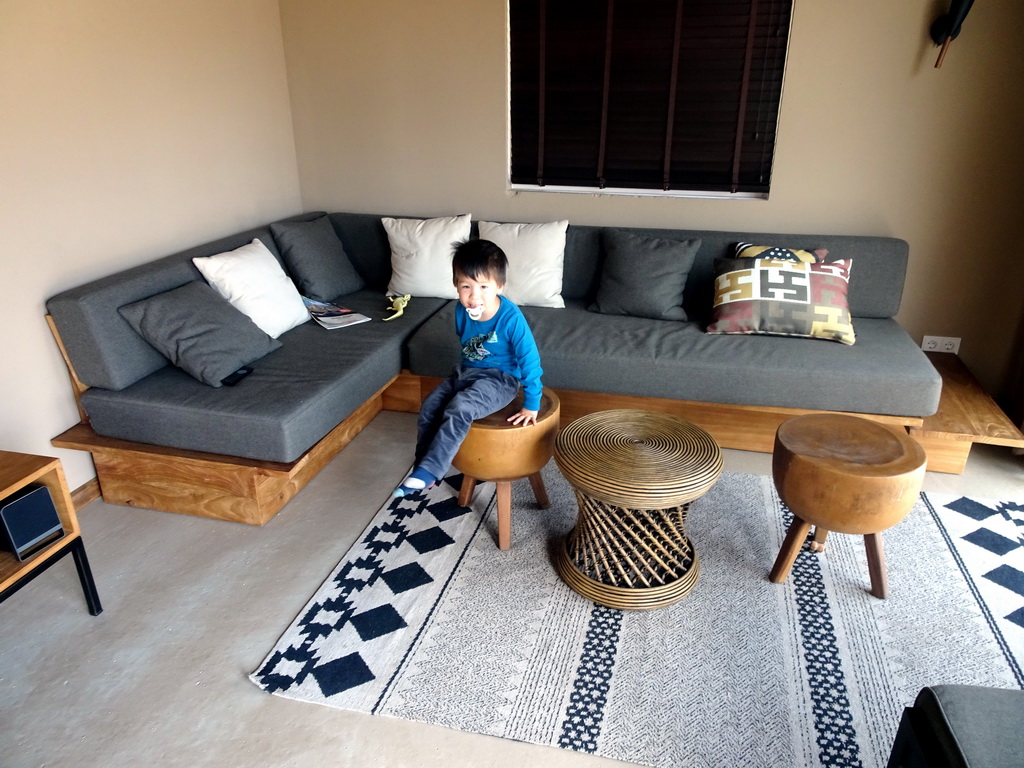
<box><xmin>554</xmin><ymin>409</ymin><xmax>723</xmax><ymax>509</ymax></box>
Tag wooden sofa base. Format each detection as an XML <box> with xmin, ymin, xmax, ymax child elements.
<box><xmin>381</xmin><ymin>365</ymin><xmax>1024</xmax><ymax>475</ymax></box>
<box><xmin>52</xmin><ymin>383</ymin><xmax>387</xmax><ymax>525</ymax></box>
<box><xmin>52</xmin><ymin>357</ymin><xmax>1023</xmax><ymax>523</ymax></box>
<box><xmin>380</xmin><ymin>371</ymin><xmax>924</xmax><ymax>455</ymax></box>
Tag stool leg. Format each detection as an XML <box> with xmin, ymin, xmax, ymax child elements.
<box><xmin>864</xmin><ymin>532</ymin><xmax>889</xmax><ymax>599</ymax></box>
<box><xmin>810</xmin><ymin>526</ymin><xmax>830</xmax><ymax>552</ymax></box>
<box><xmin>496</xmin><ymin>480</ymin><xmax>512</xmax><ymax>550</ymax></box>
<box><xmin>528</xmin><ymin>472</ymin><xmax>550</xmax><ymax>509</ymax></box>
<box><xmin>458</xmin><ymin>476</ymin><xmax>478</xmax><ymax>507</ymax></box>
<box><xmin>769</xmin><ymin>516</ymin><xmax>812</xmax><ymax>584</ymax></box>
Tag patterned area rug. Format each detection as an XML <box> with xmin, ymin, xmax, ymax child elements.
<box><xmin>251</xmin><ymin>466</ymin><xmax>1023</xmax><ymax>768</ymax></box>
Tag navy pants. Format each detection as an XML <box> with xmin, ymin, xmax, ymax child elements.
<box><xmin>416</xmin><ymin>366</ymin><xmax>521</xmax><ymax>481</ymax></box>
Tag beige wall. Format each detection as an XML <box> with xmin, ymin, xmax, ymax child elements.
<box><xmin>1</xmin><ymin>0</ymin><xmax>302</xmax><ymax>488</ymax></box>
<box><xmin>280</xmin><ymin>0</ymin><xmax>1024</xmax><ymax>399</ymax></box>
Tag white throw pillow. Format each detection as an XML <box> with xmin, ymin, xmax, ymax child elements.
<box><xmin>383</xmin><ymin>214</ymin><xmax>472</xmax><ymax>299</ymax></box>
<box><xmin>192</xmin><ymin>238</ymin><xmax>309</xmax><ymax>338</ymax></box>
<box><xmin>477</xmin><ymin>220</ymin><xmax>567</xmax><ymax>308</ymax></box>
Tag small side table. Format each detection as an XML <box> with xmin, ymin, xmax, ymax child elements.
<box><xmin>0</xmin><ymin>451</ymin><xmax>102</xmax><ymax>615</ymax></box>
<box><xmin>553</xmin><ymin>409</ymin><xmax>723</xmax><ymax>610</ymax></box>
<box><xmin>768</xmin><ymin>414</ymin><xmax>926</xmax><ymax>599</ymax></box>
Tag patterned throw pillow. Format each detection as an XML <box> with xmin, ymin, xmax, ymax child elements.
<box><xmin>735</xmin><ymin>242</ymin><xmax>828</xmax><ymax>263</ymax></box>
<box><xmin>707</xmin><ymin>257</ymin><xmax>856</xmax><ymax>345</ymax></box>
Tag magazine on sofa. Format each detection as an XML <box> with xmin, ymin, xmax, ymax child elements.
<box><xmin>302</xmin><ymin>298</ymin><xmax>371</xmax><ymax>330</ymax></box>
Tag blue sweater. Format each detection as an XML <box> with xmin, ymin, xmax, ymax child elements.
<box><xmin>455</xmin><ymin>296</ymin><xmax>543</xmax><ymax>411</ymax></box>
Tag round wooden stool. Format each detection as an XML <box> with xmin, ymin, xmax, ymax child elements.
<box><xmin>553</xmin><ymin>409</ymin><xmax>723</xmax><ymax>610</ymax></box>
<box><xmin>452</xmin><ymin>388</ymin><xmax>560</xmax><ymax>550</ymax></box>
<box><xmin>768</xmin><ymin>413</ymin><xmax>927</xmax><ymax>599</ymax></box>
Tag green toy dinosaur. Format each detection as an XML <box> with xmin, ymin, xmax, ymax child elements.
<box><xmin>383</xmin><ymin>294</ymin><xmax>411</xmax><ymax>322</ymax></box>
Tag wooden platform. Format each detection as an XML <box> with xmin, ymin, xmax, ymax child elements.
<box><xmin>383</xmin><ymin>361</ymin><xmax>1024</xmax><ymax>477</ymax></box>
<box><xmin>52</xmin><ymin>382</ymin><xmax>387</xmax><ymax>525</ymax></box>
<box><xmin>51</xmin><ymin>356</ymin><xmax>1021</xmax><ymax>523</ymax></box>
<box><xmin>909</xmin><ymin>352</ymin><xmax>1024</xmax><ymax>474</ymax></box>
<box><xmin>380</xmin><ymin>372</ymin><xmax>924</xmax><ymax>454</ymax></box>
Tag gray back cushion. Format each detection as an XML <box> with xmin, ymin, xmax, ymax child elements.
<box><xmin>328</xmin><ymin>212</ymin><xmax>396</xmax><ymax>292</ymax></box>
<box><xmin>271</xmin><ymin>215</ymin><xmax>365</xmax><ymax>301</ymax></box>
<box><xmin>326</xmin><ymin>214</ymin><xmax>909</xmax><ymax>319</ymax></box>
<box><xmin>49</xmin><ymin>210</ymin><xmax>909</xmax><ymax>394</ymax></box>
<box><xmin>590</xmin><ymin>229</ymin><xmax>700</xmax><ymax>321</ymax></box>
<box><xmin>562</xmin><ymin>226</ymin><xmax>907</xmax><ymax>321</ymax></box>
<box><xmin>118</xmin><ymin>281</ymin><xmax>281</xmax><ymax>387</ymax></box>
<box><xmin>47</xmin><ymin>220</ymin><xmax>298</xmax><ymax>391</ymax></box>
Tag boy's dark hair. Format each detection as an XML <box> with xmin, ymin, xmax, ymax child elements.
<box><xmin>452</xmin><ymin>239</ymin><xmax>508</xmax><ymax>286</ymax></box>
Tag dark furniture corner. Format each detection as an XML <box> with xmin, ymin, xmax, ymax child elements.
<box><xmin>887</xmin><ymin>684</ymin><xmax>1024</xmax><ymax>768</ymax></box>
<box><xmin>0</xmin><ymin>451</ymin><xmax>102</xmax><ymax>616</ymax></box>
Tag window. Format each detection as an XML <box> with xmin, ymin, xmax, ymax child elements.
<box><xmin>508</xmin><ymin>0</ymin><xmax>792</xmax><ymax>197</ymax></box>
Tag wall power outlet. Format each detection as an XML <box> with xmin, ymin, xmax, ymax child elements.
<box><xmin>922</xmin><ymin>335</ymin><xmax>961</xmax><ymax>354</ymax></box>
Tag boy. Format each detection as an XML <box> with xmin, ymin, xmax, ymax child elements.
<box><xmin>394</xmin><ymin>239</ymin><xmax>543</xmax><ymax>497</ymax></box>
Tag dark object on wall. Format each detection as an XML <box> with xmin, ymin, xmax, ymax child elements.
<box><xmin>930</xmin><ymin>0</ymin><xmax>975</xmax><ymax>68</ymax></box>
<box><xmin>0</xmin><ymin>485</ymin><xmax>65</xmax><ymax>562</ymax></box>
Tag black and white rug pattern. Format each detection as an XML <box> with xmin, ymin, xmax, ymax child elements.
<box><xmin>922</xmin><ymin>492</ymin><xmax>1023</xmax><ymax>676</ymax></box>
<box><xmin>251</xmin><ymin>467</ymin><xmax>1023</xmax><ymax>768</ymax></box>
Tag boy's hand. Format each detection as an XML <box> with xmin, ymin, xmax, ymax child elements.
<box><xmin>507</xmin><ymin>408</ymin><xmax>538</xmax><ymax>427</ymax></box>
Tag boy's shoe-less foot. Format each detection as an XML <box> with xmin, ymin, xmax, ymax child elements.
<box><xmin>393</xmin><ymin>467</ymin><xmax>436</xmax><ymax>498</ymax></box>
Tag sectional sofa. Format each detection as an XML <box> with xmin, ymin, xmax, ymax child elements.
<box><xmin>46</xmin><ymin>211</ymin><xmax>942</xmax><ymax>524</ymax></box>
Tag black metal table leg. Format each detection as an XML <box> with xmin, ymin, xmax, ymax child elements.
<box><xmin>0</xmin><ymin>534</ymin><xmax>102</xmax><ymax>616</ymax></box>
<box><xmin>70</xmin><ymin>537</ymin><xmax>103</xmax><ymax>616</ymax></box>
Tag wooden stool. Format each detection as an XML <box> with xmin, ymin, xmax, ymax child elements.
<box><xmin>553</xmin><ymin>409</ymin><xmax>723</xmax><ymax>610</ymax></box>
<box><xmin>452</xmin><ymin>388</ymin><xmax>560</xmax><ymax>550</ymax></box>
<box><xmin>768</xmin><ymin>413</ymin><xmax>927</xmax><ymax>599</ymax></box>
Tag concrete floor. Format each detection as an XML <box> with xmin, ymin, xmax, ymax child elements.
<box><xmin>1</xmin><ymin>411</ymin><xmax>1021</xmax><ymax>768</ymax></box>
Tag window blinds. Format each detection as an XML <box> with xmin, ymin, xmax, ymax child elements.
<box><xmin>509</xmin><ymin>0</ymin><xmax>792</xmax><ymax>195</ymax></box>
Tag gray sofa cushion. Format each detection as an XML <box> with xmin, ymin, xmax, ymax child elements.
<box><xmin>324</xmin><ymin>215</ymin><xmax>909</xmax><ymax>318</ymax></box>
<box><xmin>590</xmin><ymin>229</ymin><xmax>700</xmax><ymax>321</ymax></box>
<box><xmin>406</xmin><ymin>300</ymin><xmax>942</xmax><ymax>418</ymax></box>
<box><xmin>271</xmin><ymin>215</ymin><xmax>365</xmax><ymax>301</ymax></box>
<box><xmin>81</xmin><ymin>290</ymin><xmax>448</xmax><ymax>463</ymax></box>
<box><xmin>559</xmin><ymin>226</ymin><xmax>907</xmax><ymax>320</ymax></box>
<box><xmin>118</xmin><ymin>281</ymin><xmax>281</xmax><ymax>387</ymax></box>
<box><xmin>913</xmin><ymin>685</ymin><xmax>1024</xmax><ymax>768</ymax></box>
<box><xmin>327</xmin><ymin>212</ymin><xmax>398</xmax><ymax>293</ymax></box>
<box><xmin>47</xmin><ymin>219</ymin><xmax>301</xmax><ymax>391</ymax></box>
<box><xmin>50</xmin><ymin>215</ymin><xmax>908</xmax><ymax>393</ymax></box>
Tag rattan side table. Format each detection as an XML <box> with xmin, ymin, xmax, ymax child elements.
<box><xmin>553</xmin><ymin>409</ymin><xmax>723</xmax><ymax>610</ymax></box>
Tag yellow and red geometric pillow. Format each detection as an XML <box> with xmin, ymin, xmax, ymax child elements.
<box><xmin>707</xmin><ymin>257</ymin><xmax>856</xmax><ymax>345</ymax></box>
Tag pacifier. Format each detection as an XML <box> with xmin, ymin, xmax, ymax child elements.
<box><xmin>466</xmin><ymin>305</ymin><xmax>484</xmax><ymax>321</ymax></box>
